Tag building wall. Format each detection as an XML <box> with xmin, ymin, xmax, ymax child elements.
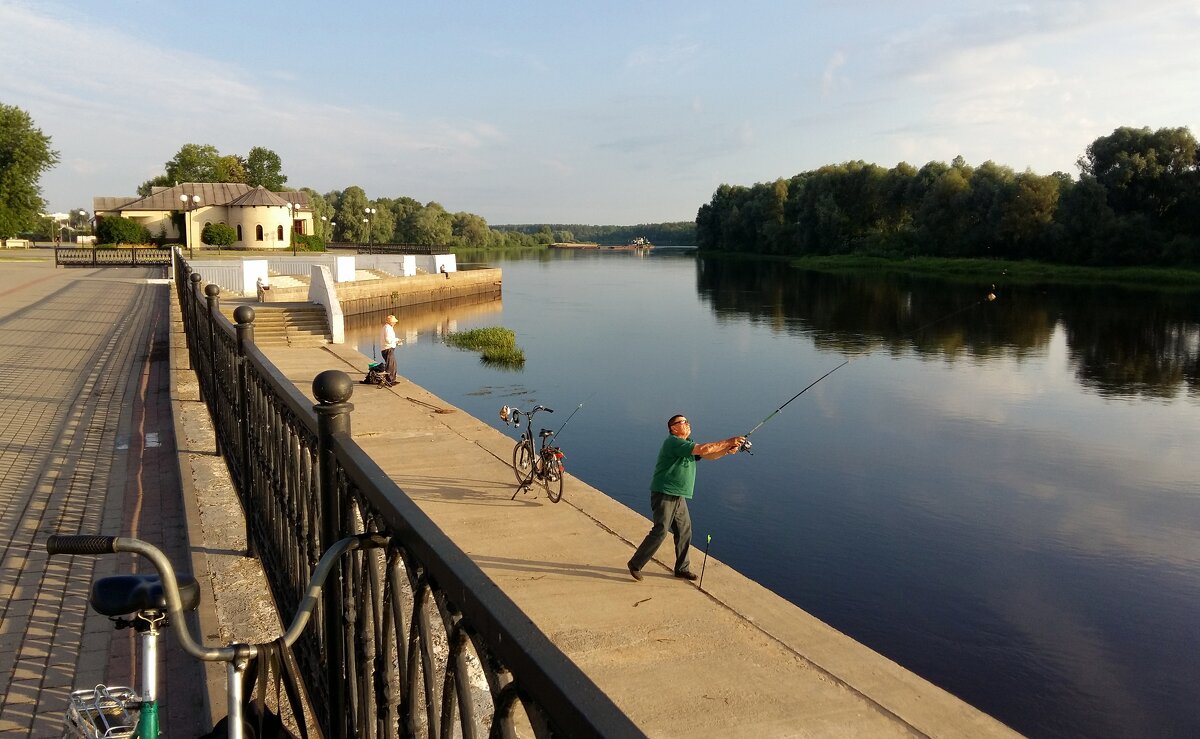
<box><xmin>101</xmin><ymin>205</ymin><xmax>315</xmax><ymax>249</ymax></box>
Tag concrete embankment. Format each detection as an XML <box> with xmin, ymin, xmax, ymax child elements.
<box><xmin>262</xmin><ymin>268</ymin><xmax>501</xmax><ymax>315</ymax></box>
<box><xmin>242</xmin><ymin>340</ymin><xmax>1018</xmax><ymax>738</ymax></box>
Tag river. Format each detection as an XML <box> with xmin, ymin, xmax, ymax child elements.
<box><xmin>344</xmin><ymin>249</ymin><xmax>1200</xmax><ymax>738</ymax></box>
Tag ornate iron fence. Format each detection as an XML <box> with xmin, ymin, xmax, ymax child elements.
<box><xmin>55</xmin><ymin>245</ymin><xmax>172</xmax><ymax>267</ymax></box>
<box><xmin>174</xmin><ymin>251</ymin><xmax>642</xmax><ymax>738</ymax></box>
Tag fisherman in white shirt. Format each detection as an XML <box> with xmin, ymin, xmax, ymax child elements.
<box><xmin>381</xmin><ymin>314</ymin><xmax>399</xmax><ymax>386</ymax></box>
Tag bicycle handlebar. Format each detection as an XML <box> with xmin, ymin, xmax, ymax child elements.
<box><xmin>47</xmin><ymin>534</ymin><xmax>119</xmax><ymax>555</ymax></box>
<box><xmin>46</xmin><ymin>533</ymin><xmax>387</xmax><ymax>661</ymax></box>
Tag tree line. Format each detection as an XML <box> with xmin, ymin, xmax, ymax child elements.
<box><xmin>494</xmin><ymin>222</ymin><xmax>697</xmax><ymax>245</ymax></box>
<box><xmin>136</xmin><ymin>143</ymin><xmax>691</xmax><ymax>248</ymax></box>
<box><xmin>696</xmin><ymin>126</ymin><xmax>1200</xmax><ymax>266</ymax></box>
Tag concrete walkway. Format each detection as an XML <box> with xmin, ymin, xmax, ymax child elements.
<box><xmin>0</xmin><ymin>260</ymin><xmax>204</xmax><ymax>737</ymax></box>
<box><xmin>254</xmin><ymin>339</ymin><xmax>1018</xmax><ymax>738</ymax></box>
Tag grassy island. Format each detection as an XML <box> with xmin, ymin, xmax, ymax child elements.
<box><xmin>444</xmin><ymin>327</ymin><xmax>526</xmax><ymax>368</ymax></box>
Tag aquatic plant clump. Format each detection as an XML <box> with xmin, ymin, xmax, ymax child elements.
<box><xmin>445</xmin><ymin>327</ymin><xmax>526</xmax><ymax>368</ymax></box>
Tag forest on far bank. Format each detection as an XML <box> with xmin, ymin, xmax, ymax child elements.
<box><xmin>493</xmin><ymin>222</ymin><xmax>696</xmax><ymax>245</ymax></box>
<box><xmin>696</xmin><ymin>126</ymin><xmax>1200</xmax><ymax>267</ymax></box>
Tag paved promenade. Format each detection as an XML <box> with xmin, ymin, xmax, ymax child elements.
<box><xmin>0</xmin><ymin>259</ymin><xmax>204</xmax><ymax>736</ymax></box>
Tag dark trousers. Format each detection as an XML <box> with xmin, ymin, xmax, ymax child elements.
<box><xmin>381</xmin><ymin>347</ymin><xmax>396</xmax><ymax>382</ymax></box>
<box><xmin>629</xmin><ymin>491</ymin><xmax>692</xmax><ymax>575</ymax></box>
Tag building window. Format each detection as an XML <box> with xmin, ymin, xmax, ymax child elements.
<box><xmin>237</xmin><ymin>225</ymin><xmax>242</xmax><ymax>240</ymax></box>
<box><xmin>256</xmin><ymin>225</ymin><xmax>264</xmax><ymax>241</ymax></box>
<box><xmin>277</xmin><ymin>225</ymin><xmax>284</xmax><ymax>241</ymax></box>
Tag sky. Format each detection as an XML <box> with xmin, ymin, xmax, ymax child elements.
<box><xmin>2</xmin><ymin>0</ymin><xmax>1198</xmax><ymax>225</ymax></box>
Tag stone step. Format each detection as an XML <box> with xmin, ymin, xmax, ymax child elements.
<box><xmin>220</xmin><ymin>304</ymin><xmax>330</xmax><ymax>346</ymax></box>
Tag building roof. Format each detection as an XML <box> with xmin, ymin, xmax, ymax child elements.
<box><xmin>94</xmin><ymin>183</ymin><xmax>310</xmax><ymax>213</ymax></box>
<box><xmin>228</xmin><ymin>185</ymin><xmax>290</xmax><ymax>208</ymax></box>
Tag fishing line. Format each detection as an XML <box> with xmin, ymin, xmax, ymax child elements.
<box><xmin>552</xmin><ymin>391</ymin><xmax>597</xmax><ymax>441</ymax></box>
<box><xmin>739</xmin><ymin>284</ymin><xmax>999</xmax><ymax>453</ymax></box>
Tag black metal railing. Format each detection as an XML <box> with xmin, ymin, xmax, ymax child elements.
<box><xmin>55</xmin><ymin>245</ymin><xmax>172</xmax><ymax>267</ymax></box>
<box><xmin>348</xmin><ymin>243</ymin><xmax>447</xmax><ymax>255</ymax></box>
<box><xmin>174</xmin><ymin>251</ymin><xmax>641</xmax><ymax>738</ymax></box>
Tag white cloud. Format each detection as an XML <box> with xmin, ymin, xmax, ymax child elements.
<box><xmin>821</xmin><ymin>50</ymin><xmax>847</xmax><ymax>95</ymax></box>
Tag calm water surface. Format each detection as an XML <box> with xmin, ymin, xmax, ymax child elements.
<box><xmin>345</xmin><ymin>250</ymin><xmax>1200</xmax><ymax>738</ymax></box>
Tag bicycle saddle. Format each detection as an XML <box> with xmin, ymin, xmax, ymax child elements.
<box><xmin>539</xmin><ymin>429</ymin><xmax>554</xmax><ymax>438</ymax></box>
<box><xmin>90</xmin><ymin>573</ymin><xmax>200</xmax><ymax>616</ymax></box>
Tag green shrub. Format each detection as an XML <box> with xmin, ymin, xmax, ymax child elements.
<box><xmin>293</xmin><ymin>233</ymin><xmax>325</xmax><ymax>252</ymax></box>
<box><xmin>97</xmin><ymin>216</ymin><xmax>151</xmax><ymax>245</ymax></box>
<box><xmin>201</xmin><ymin>222</ymin><xmax>237</xmax><ymax>248</ymax></box>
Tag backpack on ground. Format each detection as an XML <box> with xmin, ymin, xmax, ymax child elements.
<box><xmin>362</xmin><ymin>361</ymin><xmax>387</xmax><ymax>386</ymax></box>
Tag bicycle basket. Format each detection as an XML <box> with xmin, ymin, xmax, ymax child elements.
<box><xmin>64</xmin><ymin>684</ymin><xmax>140</xmax><ymax>739</ymax></box>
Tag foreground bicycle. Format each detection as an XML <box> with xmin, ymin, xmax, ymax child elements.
<box><xmin>501</xmin><ymin>404</ymin><xmax>565</xmax><ymax>503</ymax></box>
<box><xmin>48</xmin><ymin>532</ymin><xmax>384</xmax><ymax>739</ymax></box>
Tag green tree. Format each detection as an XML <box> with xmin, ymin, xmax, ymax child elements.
<box><xmin>164</xmin><ymin>143</ymin><xmax>222</xmax><ymax>184</ymax></box>
<box><xmin>304</xmin><ymin>188</ymin><xmax>334</xmax><ymax>240</ymax></box>
<box><xmin>245</xmin><ymin>146</ymin><xmax>287</xmax><ymax>190</ymax></box>
<box><xmin>452</xmin><ymin>212</ymin><xmax>493</xmax><ymax>247</ymax></box>
<box><xmin>365</xmin><ymin>202</ymin><xmax>395</xmax><ymax>245</ymax></box>
<box><xmin>1079</xmin><ymin>126</ymin><xmax>1197</xmax><ymax>219</ymax></box>
<box><xmin>0</xmin><ymin>103</ymin><xmax>59</xmax><ymax>238</ymax></box>
<box><xmin>97</xmin><ymin>216</ymin><xmax>151</xmax><ymax>245</ymax></box>
<box><xmin>404</xmin><ymin>202</ymin><xmax>453</xmax><ymax>245</ymax></box>
<box><xmin>335</xmin><ymin>186</ymin><xmax>369</xmax><ymax>242</ymax></box>
<box><xmin>137</xmin><ymin>175</ymin><xmax>172</xmax><ymax>197</ymax></box>
<box><xmin>201</xmin><ymin>222</ymin><xmax>236</xmax><ymax>249</ymax></box>
<box><xmin>215</xmin><ymin>154</ymin><xmax>246</xmax><ymax>183</ymax></box>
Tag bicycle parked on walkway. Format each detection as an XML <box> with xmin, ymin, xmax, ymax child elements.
<box><xmin>47</xmin><ymin>532</ymin><xmax>384</xmax><ymax>739</ymax></box>
<box><xmin>501</xmin><ymin>404</ymin><xmax>565</xmax><ymax>503</ymax></box>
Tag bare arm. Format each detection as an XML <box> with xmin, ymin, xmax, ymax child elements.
<box><xmin>692</xmin><ymin>436</ymin><xmax>747</xmax><ymax>460</ymax></box>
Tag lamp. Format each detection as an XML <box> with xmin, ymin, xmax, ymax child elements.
<box><xmin>364</xmin><ymin>207</ymin><xmax>377</xmax><ymax>251</ymax></box>
<box><xmin>179</xmin><ymin>193</ymin><xmax>201</xmax><ymax>257</ymax></box>
<box><xmin>288</xmin><ymin>201</ymin><xmax>299</xmax><ymax>256</ymax></box>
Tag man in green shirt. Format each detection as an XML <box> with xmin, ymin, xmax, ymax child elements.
<box><xmin>627</xmin><ymin>415</ymin><xmax>746</xmax><ymax>582</ymax></box>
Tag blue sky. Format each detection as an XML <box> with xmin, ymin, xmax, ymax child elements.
<box><xmin>3</xmin><ymin>0</ymin><xmax>1198</xmax><ymax>224</ymax></box>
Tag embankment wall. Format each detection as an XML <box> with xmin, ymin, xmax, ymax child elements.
<box><xmin>264</xmin><ymin>268</ymin><xmax>502</xmax><ymax>315</ymax></box>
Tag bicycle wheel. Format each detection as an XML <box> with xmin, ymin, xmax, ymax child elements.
<box><xmin>541</xmin><ymin>452</ymin><xmax>564</xmax><ymax>503</ymax></box>
<box><xmin>512</xmin><ymin>440</ymin><xmax>534</xmax><ymax>487</ymax></box>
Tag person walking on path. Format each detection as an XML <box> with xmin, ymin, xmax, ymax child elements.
<box><xmin>628</xmin><ymin>415</ymin><xmax>745</xmax><ymax>582</ymax></box>
<box><xmin>381</xmin><ymin>314</ymin><xmax>399</xmax><ymax>385</ymax></box>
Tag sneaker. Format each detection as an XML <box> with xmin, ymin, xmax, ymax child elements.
<box><xmin>627</xmin><ymin>563</ymin><xmax>643</xmax><ymax>582</ymax></box>
<box><xmin>674</xmin><ymin>571</ymin><xmax>699</xmax><ymax>581</ymax></box>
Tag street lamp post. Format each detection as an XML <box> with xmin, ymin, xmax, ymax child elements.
<box><xmin>364</xmin><ymin>207</ymin><xmax>376</xmax><ymax>252</ymax></box>
<box><xmin>288</xmin><ymin>201</ymin><xmax>299</xmax><ymax>257</ymax></box>
<box><xmin>321</xmin><ymin>215</ymin><xmax>335</xmax><ymax>245</ymax></box>
<box><xmin>179</xmin><ymin>193</ymin><xmax>201</xmax><ymax>258</ymax></box>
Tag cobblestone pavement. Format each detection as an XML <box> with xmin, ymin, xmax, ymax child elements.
<box><xmin>0</xmin><ymin>260</ymin><xmax>204</xmax><ymax>737</ymax></box>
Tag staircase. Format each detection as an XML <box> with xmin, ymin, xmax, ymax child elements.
<box><xmin>222</xmin><ymin>303</ymin><xmax>330</xmax><ymax>347</ymax></box>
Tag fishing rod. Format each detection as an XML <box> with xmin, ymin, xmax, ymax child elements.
<box><xmin>738</xmin><ymin>285</ymin><xmax>999</xmax><ymax>454</ymax></box>
<box><xmin>552</xmin><ymin>391</ymin><xmax>597</xmax><ymax>441</ymax></box>
<box><xmin>738</xmin><ymin>359</ymin><xmax>850</xmax><ymax>453</ymax></box>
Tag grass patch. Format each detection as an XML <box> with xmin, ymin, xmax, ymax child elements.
<box><xmin>445</xmin><ymin>327</ymin><xmax>526</xmax><ymax>369</ymax></box>
<box><xmin>787</xmin><ymin>254</ymin><xmax>1200</xmax><ymax>289</ymax></box>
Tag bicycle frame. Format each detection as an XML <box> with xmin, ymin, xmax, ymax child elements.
<box><xmin>503</xmin><ymin>405</ymin><xmax>565</xmax><ymax>502</ymax></box>
<box><xmin>48</xmin><ymin>533</ymin><xmax>386</xmax><ymax>739</ymax></box>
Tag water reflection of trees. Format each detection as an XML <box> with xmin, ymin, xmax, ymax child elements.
<box><xmin>695</xmin><ymin>257</ymin><xmax>1200</xmax><ymax>398</ymax></box>
<box><xmin>342</xmin><ymin>292</ymin><xmax>502</xmax><ymax>355</ymax></box>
